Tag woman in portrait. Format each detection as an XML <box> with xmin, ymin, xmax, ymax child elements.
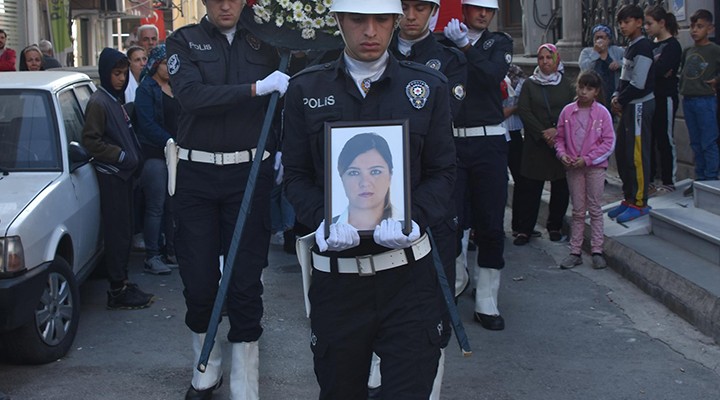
<box><xmin>335</xmin><ymin>132</ymin><xmax>400</xmax><ymax>231</ymax></box>
<box><xmin>19</xmin><ymin>45</ymin><xmax>44</xmax><ymax>71</ymax></box>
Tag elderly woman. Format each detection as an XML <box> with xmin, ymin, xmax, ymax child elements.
<box><xmin>579</xmin><ymin>24</ymin><xmax>625</xmax><ymax>107</ymax></box>
<box><xmin>514</xmin><ymin>43</ymin><xmax>576</xmax><ymax>246</ymax></box>
<box><xmin>134</xmin><ymin>44</ymin><xmax>180</xmax><ymax>275</ymax></box>
<box><xmin>19</xmin><ymin>45</ymin><xmax>44</xmax><ymax>71</ymax></box>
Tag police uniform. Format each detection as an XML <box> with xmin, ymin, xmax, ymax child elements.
<box><xmin>448</xmin><ymin>28</ymin><xmax>512</xmax><ymax>327</ymax></box>
<box><xmin>166</xmin><ymin>16</ymin><xmax>278</xmax><ymax>396</ymax></box>
<box><xmin>283</xmin><ymin>54</ymin><xmax>456</xmax><ymax>399</ymax></box>
<box><xmin>390</xmin><ymin>31</ymin><xmax>466</xmax><ymax>348</ymax></box>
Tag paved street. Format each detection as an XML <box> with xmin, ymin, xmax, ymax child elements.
<box><xmin>2</xmin><ymin>209</ymin><xmax>720</xmax><ymax>399</ymax></box>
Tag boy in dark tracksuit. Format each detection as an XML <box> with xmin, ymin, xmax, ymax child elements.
<box><xmin>82</xmin><ymin>47</ymin><xmax>153</xmax><ymax>310</ymax></box>
<box><xmin>609</xmin><ymin>4</ymin><xmax>656</xmax><ymax>223</ymax></box>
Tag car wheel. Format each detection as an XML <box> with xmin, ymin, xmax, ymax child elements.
<box><xmin>1</xmin><ymin>256</ymin><xmax>80</xmax><ymax>364</ymax></box>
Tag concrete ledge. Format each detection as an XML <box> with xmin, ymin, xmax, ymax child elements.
<box><xmin>605</xmin><ymin>236</ymin><xmax>720</xmax><ymax>345</ymax></box>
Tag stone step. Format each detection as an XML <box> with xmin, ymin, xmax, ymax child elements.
<box><xmin>694</xmin><ymin>180</ymin><xmax>720</xmax><ymax>217</ymax></box>
<box><xmin>650</xmin><ymin>207</ymin><xmax>720</xmax><ymax>265</ymax></box>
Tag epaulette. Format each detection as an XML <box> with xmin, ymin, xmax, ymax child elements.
<box><xmin>399</xmin><ymin>60</ymin><xmax>448</xmax><ymax>83</ymax></box>
<box><xmin>494</xmin><ymin>31</ymin><xmax>514</xmax><ymax>42</ymax></box>
<box><xmin>172</xmin><ymin>23</ymin><xmax>199</xmax><ymax>35</ymax></box>
<box><xmin>290</xmin><ymin>62</ymin><xmax>335</xmax><ymax>80</ymax></box>
<box><xmin>444</xmin><ymin>46</ymin><xmax>467</xmax><ymax>64</ymax></box>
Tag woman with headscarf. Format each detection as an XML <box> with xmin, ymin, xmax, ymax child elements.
<box><xmin>19</xmin><ymin>45</ymin><xmax>44</xmax><ymax>71</ymax></box>
<box><xmin>579</xmin><ymin>24</ymin><xmax>625</xmax><ymax>107</ymax></box>
<box><xmin>134</xmin><ymin>44</ymin><xmax>180</xmax><ymax>275</ymax></box>
<box><xmin>514</xmin><ymin>43</ymin><xmax>575</xmax><ymax>246</ymax></box>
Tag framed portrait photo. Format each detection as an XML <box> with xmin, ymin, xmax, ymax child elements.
<box><xmin>324</xmin><ymin>120</ymin><xmax>411</xmax><ymax>238</ymax></box>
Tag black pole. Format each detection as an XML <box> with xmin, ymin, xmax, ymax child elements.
<box><xmin>197</xmin><ymin>50</ymin><xmax>291</xmax><ymax>372</ymax></box>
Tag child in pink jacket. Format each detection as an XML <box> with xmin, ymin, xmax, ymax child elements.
<box><xmin>555</xmin><ymin>71</ymin><xmax>616</xmax><ymax>269</ymax></box>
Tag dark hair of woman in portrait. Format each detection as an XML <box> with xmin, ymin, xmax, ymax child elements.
<box><xmin>336</xmin><ymin>132</ymin><xmax>396</xmax><ymax>230</ymax></box>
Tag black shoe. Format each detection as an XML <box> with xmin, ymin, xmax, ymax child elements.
<box><xmin>513</xmin><ymin>230</ymin><xmax>541</xmax><ymax>238</ymax></box>
<box><xmin>367</xmin><ymin>386</ymin><xmax>381</xmax><ymax>399</ymax></box>
<box><xmin>474</xmin><ymin>312</ymin><xmax>505</xmax><ymax>330</ymax></box>
<box><xmin>107</xmin><ymin>283</ymin><xmax>154</xmax><ymax>310</ymax></box>
<box><xmin>548</xmin><ymin>230</ymin><xmax>563</xmax><ymax>242</ymax></box>
<box><xmin>513</xmin><ymin>233</ymin><xmax>529</xmax><ymax>246</ymax></box>
<box><xmin>283</xmin><ymin>229</ymin><xmax>296</xmax><ymax>254</ymax></box>
<box><xmin>185</xmin><ymin>376</ymin><xmax>223</xmax><ymax>400</ymax></box>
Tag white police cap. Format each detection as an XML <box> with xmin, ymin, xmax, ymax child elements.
<box><xmin>330</xmin><ymin>0</ymin><xmax>404</xmax><ymax>15</ymax></box>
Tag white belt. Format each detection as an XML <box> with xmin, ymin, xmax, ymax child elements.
<box><xmin>453</xmin><ymin>125</ymin><xmax>506</xmax><ymax>137</ymax></box>
<box><xmin>177</xmin><ymin>147</ymin><xmax>270</xmax><ymax>165</ymax></box>
<box><xmin>311</xmin><ymin>234</ymin><xmax>432</xmax><ymax>276</ymax></box>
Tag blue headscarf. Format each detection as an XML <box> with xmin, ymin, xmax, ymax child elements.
<box><xmin>591</xmin><ymin>24</ymin><xmax>613</xmax><ymax>40</ymax></box>
<box><xmin>140</xmin><ymin>44</ymin><xmax>166</xmax><ymax>81</ymax></box>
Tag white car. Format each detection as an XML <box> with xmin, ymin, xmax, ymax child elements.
<box><xmin>0</xmin><ymin>71</ymin><xmax>102</xmax><ymax>364</ymax></box>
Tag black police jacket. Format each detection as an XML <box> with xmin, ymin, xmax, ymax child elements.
<box><xmin>390</xmin><ymin>32</ymin><xmax>467</xmax><ymax>121</ymax></box>
<box><xmin>282</xmin><ymin>53</ymin><xmax>456</xmax><ymax>246</ymax></box>
<box><xmin>445</xmin><ymin>30</ymin><xmax>513</xmax><ymax>128</ymax></box>
<box><xmin>166</xmin><ymin>17</ymin><xmax>279</xmax><ymax>152</ymax></box>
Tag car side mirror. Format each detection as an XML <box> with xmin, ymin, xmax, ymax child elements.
<box><xmin>68</xmin><ymin>141</ymin><xmax>92</xmax><ymax>172</ymax></box>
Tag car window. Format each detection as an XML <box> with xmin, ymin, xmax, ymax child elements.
<box><xmin>0</xmin><ymin>90</ymin><xmax>62</xmax><ymax>172</ymax></box>
<box><xmin>74</xmin><ymin>84</ymin><xmax>93</xmax><ymax>113</ymax></box>
<box><xmin>58</xmin><ymin>89</ymin><xmax>85</xmax><ymax>144</ymax></box>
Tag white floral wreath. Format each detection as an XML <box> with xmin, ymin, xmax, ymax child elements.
<box><xmin>252</xmin><ymin>0</ymin><xmax>341</xmax><ymax>40</ymax></box>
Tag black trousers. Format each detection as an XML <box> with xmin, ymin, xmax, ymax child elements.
<box><xmin>174</xmin><ymin>159</ymin><xmax>273</xmax><ymax>343</ymax></box>
<box><xmin>309</xmin><ymin>255</ymin><xmax>441</xmax><ymax>400</ymax></box>
<box><xmin>454</xmin><ymin>135</ymin><xmax>508</xmax><ymax>269</ymax></box>
<box><xmin>507</xmin><ymin>130</ymin><xmax>525</xmax><ymax>232</ymax></box>
<box><xmin>97</xmin><ymin>172</ymin><xmax>134</xmax><ymax>285</ymax></box>
<box><xmin>616</xmin><ymin>98</ymin><xmax>655</xmax><ymax>207</ymax></box>
<box><xmin>650</xmin><ymin>95</ymin><xmax>678</xmax><ymax>186</ymax></box>
<box><xmin>515</xmin><ymin>176</ymin><xmax>569</xmax><ymax>234</ymax></box>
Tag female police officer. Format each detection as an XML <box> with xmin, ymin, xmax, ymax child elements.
<box><xmin>282</xmin><ymin>0</ymin><xmax>456</xmax><ymax>398</ymax></box>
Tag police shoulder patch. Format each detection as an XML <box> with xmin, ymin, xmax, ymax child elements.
<box><xmin>504</xmin><ymin>52</ymin><xmax>512</xmax><ymax>64</ymax></box>
<box><xmin>246</xmin><ymin>33</ymin><xmax>261</xmax><ymax>50</ymax></box>
<box><xmin>168</xmin><ymin>54</ymin><xmax>180</xmax><ymax>75</ymax></box>
<box><xmin>406</xmin><ymin>80</ymin><xmax>430</xmax><ymax>110</ymax></box>
<box><xmin>425</xmin><ymin>59</ymin><xmax>442</xmax><ymax>71</ymax></box>
<box><xmin>452</xmin><ymin>84</ymin><xmax>466</xmax><ymax>101</ymax></box>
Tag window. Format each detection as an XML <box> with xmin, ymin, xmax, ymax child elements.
<box><xmin>502</xmin><ymin>0</ymin><xmax>523</xmax><ymax>28</ymax></box>
<box><xmin>58</xmin><ymin>89</ymin><xmax>85</xmax><ymax>144</ymax></box>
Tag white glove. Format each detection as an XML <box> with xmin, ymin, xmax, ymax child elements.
<box><xmin>315</xmin><ymin>220</ymin><xmax>360</xmax><ymax>252</ymax></box>
<box><xmin>373</xmin><ymin>219</ymin><xmax>420</xmax><ymax>250</ymax></box>
<box><xmin>256</xmin><ymin>70</ymin><xmax>290</xmax><ymax>97</ymax></box>
<box><xmin>274</xmin><ymin>151</ymin><xmax>284</xmax><ymax>185</ymax></box>
<box><xmin>444</xmin><ymin>18</ymin><xmax>470</xmax><ymax>48</ymax></box>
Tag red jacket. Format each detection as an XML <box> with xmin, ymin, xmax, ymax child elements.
<box><xmin>0</xmin><ymin>47</ymin><xmax>17</xmax><ymax>71</ymax></box>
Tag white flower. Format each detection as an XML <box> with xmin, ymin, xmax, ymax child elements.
<box><xmin>301</xmin><ymin>28</ymin><xmax>316</xmax><ymax>39</ymax></box>
<box><xmin>275</xmin><ymin>16</ymin><xmax>285</xmax><ymax>27</ymax></box>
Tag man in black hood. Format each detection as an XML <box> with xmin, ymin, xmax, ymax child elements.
<box><xmin>82</xmin><ymin>47</ymin><xmax>152</xmax><ymax>310</ymax></box>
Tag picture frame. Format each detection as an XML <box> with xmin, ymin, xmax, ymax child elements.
<box><xmin>324</xmin><ymin>119</ymin><xmax>411</xmax><ymax>238</ymax></box>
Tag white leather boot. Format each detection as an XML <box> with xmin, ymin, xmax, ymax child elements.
<box><xmin>191</xmin><ymin>332</ymin><xmax>223</xmax><ymax>391</ymax></box>
<box><xmin>367</xmin><ymin>352</ymin><xmax>382</xmax><ymax>391</ymax></box>
<box><xmin>474</xmin><ymin>267</ymin><xmax>500</xmax><ymax>315</ymax></box>
<box><xmin>230</xmin><ymin>341</ymin><xmax>259</xmax><ymax>400</ymax></box>
<box><xmin>428</xmin><ymin>348</ymin><xmax>446</xmax><ymax>400</ymax></box>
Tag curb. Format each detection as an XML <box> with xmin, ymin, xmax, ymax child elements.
<box><xmin>508</xmin><ymin>180</ymin><xmax>720</xmax><ymax>344</ymax></box>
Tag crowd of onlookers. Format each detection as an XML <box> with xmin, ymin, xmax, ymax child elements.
<box><xmin>502</xmin><ymin>5</ymin><xmax>720</xmax><ymax>269</ymax></box>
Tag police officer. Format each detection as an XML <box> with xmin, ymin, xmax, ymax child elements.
<box><xmin>282</xmin><ymin>0</ymin><xmax>456</xmax><ymax>398</ymax></box>
<box><xmin>385</xmin><ymin>1</ymin><xmax>467</xmax><ymax>398</ymax></box>
<box><xmin>166</xmin><ymin>0</ymin><xmax>290</xmax><ymax>398</ymax></box>
<box><xmin>443</xmin><ymin>0</ymin><xmax>512</xmax><ymax>331</ymax></box>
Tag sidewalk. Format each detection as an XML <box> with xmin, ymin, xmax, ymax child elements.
<box><xmin>509</xmin><ymin>171</ymin><xmax>720</xmax><ymax>345</ymax></box>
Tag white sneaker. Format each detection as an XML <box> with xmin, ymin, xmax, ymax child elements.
<box><xmin>132</xmin><ymin>233</ymin><xmax>146</xmax><ymax>251</ymax></box>
<box><xmin>144</xmin><ymin>255</ymin><xmax>172</xmax><ymax>275</ymax></box>
<box><xmin>269</xmin><ymin>231</ymin><xmax>285</xmax><ymax>246</ymax></box>
<box><xmin>559</xmin><ymin>254</ymin><xmax>582</xmax><ymax>269</ymax></box>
